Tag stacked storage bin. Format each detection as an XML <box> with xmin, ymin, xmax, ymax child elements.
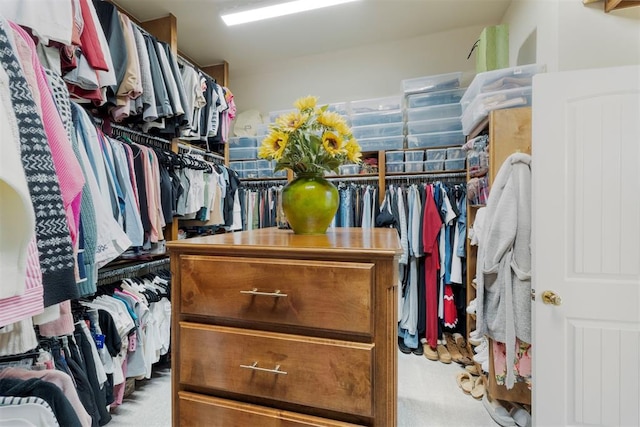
<box><xmin>402</xmin><ymin>71</ymin><xmax>467</xmax><ymax>173</ymax></box>
<box><xmin>460</xmin><ymin>63</ymin><xmax>545</xmax><ymax>135</ymax></box>
<box><xmin>349</xmin><ymin>96</ymin><xmax>405</xmax><ymax>160</ymax></box>
<box><xmin>228</xmin><ymin>136</ymin><xmax>259</xmax><ymax>178</ymax></box>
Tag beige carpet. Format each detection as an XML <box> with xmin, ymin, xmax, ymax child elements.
<box><xmin>108</xmin><ymin>351</ymin><xmax>497</xmax><ymax>426</ymax></box>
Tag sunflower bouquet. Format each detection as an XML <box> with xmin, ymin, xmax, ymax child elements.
<box><xmin>258</xmin><ymin>96</ymin><xmax>362</xmax><ymax>176</ymax></box>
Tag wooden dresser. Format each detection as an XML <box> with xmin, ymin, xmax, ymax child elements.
<box><xmin>167</xmin><ymin>227</ymin><xmax>402</xmax><ymax>426</ymax></box>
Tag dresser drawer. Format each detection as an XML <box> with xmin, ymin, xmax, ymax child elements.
<box><xmin>179</xmin><ymin>255</ymin><xmax>374</xmax><ymax>335</ymax></box>
<box><xmin>178</xmin><ymin>392</ymin><xmax>365</xmax><ymax>427</ymax></box>
<box><xmin>179</xmin><ymin>322</ymin><xmax>374</xmax><ymax>417</ymax></box>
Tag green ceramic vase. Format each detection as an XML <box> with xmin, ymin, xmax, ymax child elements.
<box><xmin>281</xmin><ymin>173</ymin><xmax>339</xmax><ymax>235</ymax></box>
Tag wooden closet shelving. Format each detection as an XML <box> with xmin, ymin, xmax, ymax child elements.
<box><xmin>109</xmin><ymin>2</ymin><xmax>234</xmax><ymax>242</ymax></box>
<box><xmin>465</xmin><ymin>106</ymin><xmax>532</xmax><ymax>406</ymax></box>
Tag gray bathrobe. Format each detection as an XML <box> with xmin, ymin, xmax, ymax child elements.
<box><xmin>475</xmin><ymin>152</ymin><xmax>532</xmax><ymax>389</ymax></box>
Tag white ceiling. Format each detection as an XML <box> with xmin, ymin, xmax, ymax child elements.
<box><xmin>112</xmin><ymin>0</ymin><xmax>513</xmax><ymax>75</ymax></box>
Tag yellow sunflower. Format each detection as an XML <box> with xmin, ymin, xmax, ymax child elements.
<box><xmin>317</xmin><ymin>111</ymin><xmax>347</xmax><ymax>131</ymax></box>
<box><xmin>344</xmin><ymin>138</ymin><xmax>362</xmax><ymax>163</ymax></box>
<box><xmin>260</xmin><ymin>131</ymin><xmax>289</xmax><ymax>160</ymax></box>
<box><xmin>322</xmin><ymin>131</ymin><xmax>344</xmax><ymax>156</ymax></box>
<box><xmin>275</xmin><ymin>111</ymin><xmax>309</xmax><ymax>132</ymax></box>
<box><xmin>294</xmin><ymin>95</ymin><xmax>318</xmax><ymax>112</ymax></box>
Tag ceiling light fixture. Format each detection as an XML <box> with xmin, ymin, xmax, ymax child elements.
<box><xmin>221</xmin><ymin>0</ymin><xmax>361</xmax><ymax>26</ymax></box>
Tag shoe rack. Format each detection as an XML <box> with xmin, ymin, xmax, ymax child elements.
<box><xmin>465</xmin><ymin>107</ymin><xmax>532</xmax><ymax>406</ymax></box>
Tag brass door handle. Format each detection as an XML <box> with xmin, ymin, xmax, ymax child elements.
<box><xmin>541</xmin><ymin>290</ymin><xmax>562</xmax><ymax>306</ymax></box>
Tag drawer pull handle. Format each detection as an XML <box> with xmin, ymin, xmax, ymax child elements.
<box><xmin>240</xmin><ymin>361</ymin><xmax>288</xmax><ymax>375</ymax></box>
<box><xmin>240</xmin><ymin>288</ymin><xmax>288</xmax><ymax>298</ymax></box>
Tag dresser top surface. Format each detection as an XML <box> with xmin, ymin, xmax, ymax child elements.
<box><xmin>167</xmin><ymin>227</ymin><xmax>401</xmax><ymax>258</ymax></box>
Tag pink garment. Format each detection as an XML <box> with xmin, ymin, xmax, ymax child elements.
<box><xmin>10</xmin><ymin>22</ymin><xmax>85</xmax><ymax>249</ymax></box>
<box><xmin>0</xmin><ymin>239</ymin><xmax>44</xmax><ymax>327</ymax></box>
<box><xmin>122</xmin><ymin>143</ymin><xmax>140</xmax><ymax>212</ymax></box>
<box><xmin>138</xmin><ymin>146</ymin><xmax>158</xmax><ymax>243</ymax></box>
<box><xmin>493</xmin><ymin>338</ymin><xmax>532</xmax><ymax>390</ymax></box>
<box><xmin>111</xmin><ymin>357</ymin><xmax>128</xmax><ymax>407</ymax></box>
<box><xmin>37</xmin><ymin>300</ymin><xmax>75</xmax><ymax>337</ymax></box>
<box><xmin>149</xmin><ymin>150</ymin><xmax>166</xmax><ymax>238</ymax></box>
<box><xmin>0</xmin><ymin>367</ymin><xmax>92</xmax><ymax>427</ymax></box>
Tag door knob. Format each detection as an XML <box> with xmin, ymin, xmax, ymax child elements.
<box><xmin>541</xmin><ymin>290</ymin><xmax>562</xmax><ymax>306</ymax></box>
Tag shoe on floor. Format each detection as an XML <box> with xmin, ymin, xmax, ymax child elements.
<box><xmin>453</xmin><ymin>333</ymin><xmax>475</xmax><ymax>365</ymax></box>
<box><xmin>444</xmin><ymin>333</ymin><xmax>463</xmax><ymax>363</ymax></box>
<box><xmin>437</xmin><ymin>343</ymin><xmax>452</xmax><ymax>364</ymax></box>
<box><xmin>465</xmin><ymin>364</ymin><xmax>480</xmax><ymax>375</ymax></box>
<box><xmin>509</xmin><ymin>403</ymin><xmax>531</xmax><ymax>427</ymax></box>
<box><xmin>482</xmin><ymin>394</ymin><xmax>516</xmax><ymax>426</ymax></box>
<box><xmin>470</xmin><ymin>375</ymin><xmax>486</xmax><ymax>400</ymax></box>
<box><xmin>398</xmin><ymin>337</ymin><xmax>412</xmax><ymax>354</ymax></box>
<box><xmin>422</xmin><ymin>341</ymin><xmax>439</xmax><ymax>361</ymax></box>
<box><xmin>456</xmin><ymin>371</ymin><xmax>475</xmax><ymax>394</ymax></box>
<box><xmin>412</xmin><ymin>344</ymin><xmax>424</xmax><ymax>356</ymax></box>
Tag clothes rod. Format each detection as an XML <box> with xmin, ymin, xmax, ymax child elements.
<box><xmin>177</xmin><ymin>142</ymin><xmax>225</xmax><ymax>162</ymax></box>
<box><xmin>325</xmin><ymin>174</ymin><xmax>379</xmax><ymax>183</ymax></box>
<box><xmin>385</xmin><ymin>172</ymin><xmax>467</xmax><ymax>181</ymax></box>
<box><xmin>97</xmin><ymin>257</ymin><xmax>170</xmax><ymax>284</ymax></box>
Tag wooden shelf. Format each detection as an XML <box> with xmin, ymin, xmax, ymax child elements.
<box><xmin>582</xmin><ymin>0</ymin><xmax>640</xmax><ymax>13</ymax></box>
<box><xmin>605</xmin><ymin>0</ymin><xmax>640</xmax><ymax>12</ymax></box>
<box><xmin>465</xmin><ymin>107</ymin><xmax>532</xmax><ymax>407</ymax></box>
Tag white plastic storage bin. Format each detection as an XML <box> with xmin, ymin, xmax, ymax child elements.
<box><xmin>229</xmin><ymin>161</ymin><xmax>244</xmax><ymax>171</ymax></box>
<box><xmin>406</xmin><ymin>130</ymin><xmax>466</xmax><ymax>149</ymax></box>
<box><xmin>445</xmin><ymin>159</ymin><xmax>466</xmax><ymax>171</ymax></box>
<box><xmin>426</xmin><ymin>149</ymin><xmax>446</xmax><ymax>161</ymax></box>
<box><xmin>386</xmin><ymin>162</ymin><xmax>404</xmax><ymax>173</ymax></box>
<box><xmin>385</xmin><ymin>151</ymin><xmax>405</xmax><ymax>163</ymax></box>
<box><xmin>350</xmin><ymin>96</ymin><xmax>402</xmax><ymax>114</ymax></box>
<box><xmin>228</xmin><ymin>147</ymin><xmax>258</xmax><ymax>160</ymax></box>
<box><xmin>351</xmin><ymin>122</ymin><xmax>404</xmax><ymax>139</ymax></box>
<box><xmin>350</xmin><ymin>110</ymin><xmax>403</xmax><ymax>127</ymax></box>
<box><xmin>268</xmin><ymin>108</ymin><xmax>295</xmax><ymax>123</ymax></box>
<box><xmin>460</xmin><ymin>63</ymin><xmax>545</xmax><ymax>111</ymax></box>
<box><xmin>228</xmin><ymin>136</ymin><xmax>258</xmax><ymax>148</ymax></box>
<box><xmin>327</xmin><ymin>102</ymin><xmax>350</xmax><ymax>115</ymax></box>
<box><xmin>406</xmin><ymin>88</ymin><xmax>467</xmax><ymax>108</ymax></box>
<box><xmin>357</xmin><ymin>135</ymin><xmax>404</xmax><ymax>151</ymax></box>
<box><xmin>404</xmin><ymin>150</ymin><xmax>424</xmax><ymax>162</ymax></box>
<box><xmin>256</xmin><ymin>159</ymin><xmax>272</xmax><ymax>169</ymax></box>
<box><xmin>404</xmin><ymin>161</ymin><xmax>424</xmax><ymax>173</ymax></box>
<box><xmin>244</xmin><ymin>169</ymin><xmax>258</xmax><ymax>178</ymax></box>
<box><xmin>424</xmin><ymin>160</ymin><xmax>444</xmax><ymax>172</ymax></box>
<box><xmin>461</xmin><ymin>86</ymin><xmax>532</xmax><ymax>135</ymax></box>
<box><xmin>446</xmin><ymin>147</ymin><xmax>465</xmax><ymax>160</ymax></box>
<box><xmin>258</xmin><ymin>169</ymin><xmax>273</xmax><ymax>178</ymax></box>
<box><xmin>406</xmin><ymin>103</ymin><xmax>462</xmax><ymax>122</ymax></box>
<box><xmin>339</xmin><ymin>164</ymin><xmax>360</xmax><ymax>175</ymax></box>
<box><xmin>255</xmin><ymin>123</ymin><xmax>270</xmax><ymax>138</ymax></box>
<box><xmin>406</xmin><ymin>117</ymin><xmax>462</xmax><ymax>135</ymax></box>
<box><xmin>402</xmin><ymin>72</ymin><xmax>463</xmax><ymax>94</ymax></box>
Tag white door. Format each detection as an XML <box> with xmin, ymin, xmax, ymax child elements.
<box><xmin>532</xmin><ymin>65</ymin><xmax>640</xmax><ymax>426</ymax></box>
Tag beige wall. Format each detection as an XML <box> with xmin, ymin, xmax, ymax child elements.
<box><xmin>503</xmin><ymin>0</ymin><xmax>640</xmax><ymax>73</ymax></box>
<box><xmin>229</xmin><ymin>25</ymin><xmax>486</xmax><ymax>122</ymax></box>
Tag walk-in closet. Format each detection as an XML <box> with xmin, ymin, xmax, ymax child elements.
<box><xmin>0</xmin><ymin>1</ymin><xmax>638</xmax><ymax>426</ymax></box>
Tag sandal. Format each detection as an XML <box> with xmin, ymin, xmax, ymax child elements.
<box><xmin>456</xmin><ymin>372</ymin><xmax>475</xmax><ymax>394</ymax></box>
<box><xmin>444</xmin><ymin>333</ymin><xmax>463</xmax><ymax>363</ymax></box>
<box><xmin>470</xmin><ymin>375</ymin><xmax>486</xmax><ymax>400</ymax></box>
<box><xmin>453</xmin><ymin>333</ymin><xmax>474</xmax><ymax>365</ymax></box>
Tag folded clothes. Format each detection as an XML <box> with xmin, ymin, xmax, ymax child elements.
<box><xmin>481</xmin><ymin>76</ymin><xmax>533</xmax><ymax>92</ymax></box>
